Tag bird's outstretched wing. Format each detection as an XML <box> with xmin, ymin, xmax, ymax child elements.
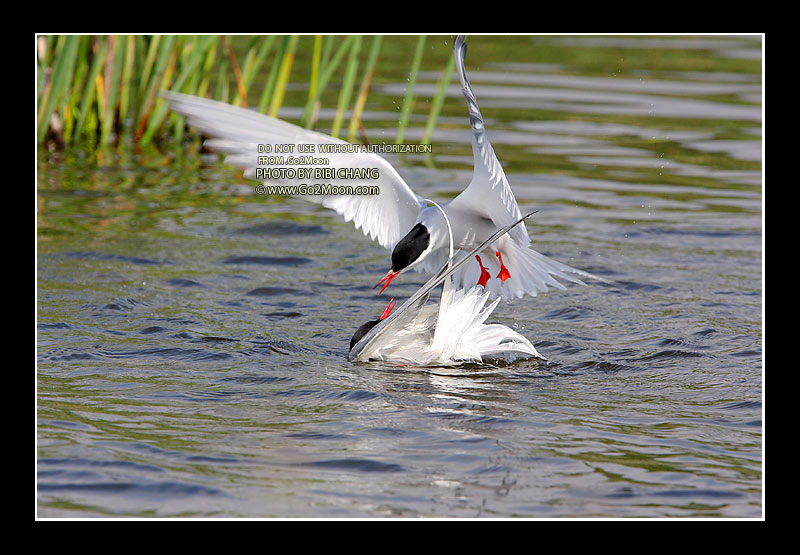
<box><xmin>163</xmin><ymin>91</ymin><xmax>426</xmax><ymax>250</ymax></box>
<box><xmin>448</xmin><ymin>35</ymin><xmax>529</xmax><ymax>248</ymax></box>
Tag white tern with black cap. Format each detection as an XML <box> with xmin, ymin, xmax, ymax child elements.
<box><xmin>163</xmin><ymin>35</ymin><xmax>606</xmax><ymax>301</ymax></box>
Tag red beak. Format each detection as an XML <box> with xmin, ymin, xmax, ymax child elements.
<box><xmin>374</xmin><ymin>270</ymin><xmax>400</xmax><ymax>294</ymax></box>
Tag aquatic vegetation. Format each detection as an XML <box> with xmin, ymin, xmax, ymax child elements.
<box><xmin>35</xmin><ymin>34</ymin><xmax>456</xmax><ymax>151</ymax></box>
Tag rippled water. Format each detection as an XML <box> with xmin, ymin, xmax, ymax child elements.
<box><xmin>37</xmin><ymin>35</ymin><xmax>762</xmax><ymax>518</ymax></box>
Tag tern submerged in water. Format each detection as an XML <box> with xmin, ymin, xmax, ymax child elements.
<box><xmin>348</xmin><ymin>212</ymin><xmax>545</xmax><ymax>365</ymax></box>
<box><xmin>350</xmin><ymin>279</ymin><xmax>542</xmax><ymax>365</ymax></box>
<box><xmin>163</xmin><ymin>35</ymin><xmax>606</xmax><ymax>302</ymax></box>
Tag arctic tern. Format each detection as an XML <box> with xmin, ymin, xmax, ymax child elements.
<box><xmin>163</xmin><ymin>35</ymin><xmax>605</xmax><ymax>301</ymax></box>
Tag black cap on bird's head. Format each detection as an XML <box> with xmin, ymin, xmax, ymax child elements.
<box><xmin>349</xmin><ymin>298</ymin><xmax>397</xmax><ymax>352</ymax></box>
<box><xmin>374</xmin><ymin>223</ymin><xmax>431</xmax><ymax>294</ymax></box>
<box><xmin>349</xmin><ymin>319</ymin><xmax>379</xmax><ymax>352</ymax></box>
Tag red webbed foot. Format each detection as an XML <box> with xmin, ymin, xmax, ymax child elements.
<box><xmin>476</xmin><ymin>255</ymin><xmax>491</xmax><ymax>287</ymax></box>
<box><xmin>496</xmin><ymin>251</ymin><xmax>511</xmax><ymax>283</ymax></box>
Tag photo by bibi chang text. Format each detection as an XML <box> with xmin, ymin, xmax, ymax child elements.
<box><xmin>254</xmin><ymin>167</ymin><xmax>380</xmax><ymax>180</ymax></box>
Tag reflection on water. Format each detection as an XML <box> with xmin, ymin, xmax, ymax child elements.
<box><xmin>37</xmin><ymin>35</ymin><xmax>762</xmax><ymax>518</ymax></box>
<box><xmin>384</xmin><ymin>80</ymin><xmax>761</xmax><ymax>121</ymax></box>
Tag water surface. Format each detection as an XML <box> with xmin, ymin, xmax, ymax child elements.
<box><xmin>37</xmin><ymin>34</ymin><xmax>762</xmax><ymax>518</ymax></box>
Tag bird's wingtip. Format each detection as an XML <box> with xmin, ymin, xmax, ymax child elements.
<box><xmin>454</xmin><ymin>35</ymin><xmax>467</xmax><ymax>57</ymax></box>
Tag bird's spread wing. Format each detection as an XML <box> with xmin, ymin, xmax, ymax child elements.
<box><xmin>163</xmin><ymin>91</ymin><xmax>425</xmax><ymax>250</ymax></box>
<box><xmin>448</xmin><ymin>35</ymin><xmax>529</xmax><ymax>248</ymax></box>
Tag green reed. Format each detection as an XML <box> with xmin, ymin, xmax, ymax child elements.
<box><xmin>347</xmin><ymin>35</ymin><xmax>383</xmax><ymax>143</ymax></box>
<box><xmin>421</xmin><ymin>54</ymin><xmax>456</xmax><ymax>146</ymax></box>
<box><xmin>394</xmin><ymin>35</ymin><xmax>426</xmax><ymax>145</ymax></box>
<box><xmin>36</xmin><ymin>34</ymin><xmax>455</xmax><ymax>151</ymax></box>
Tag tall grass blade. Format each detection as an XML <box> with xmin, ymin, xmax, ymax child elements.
<box><xmin>258</xmin><ymin>35</ymin><xmax>290</xmax><ymax>114</ymax></box>
<box><xmin>239</xmin><ymin>35</ymin><xmax>276</xmax><ymax>101</ymax></box>
<box><xmin>137</xmin><ymin>35</ymin><xmax>161</xmax><ymax>105</ymax></box>
<box><xmin>421</xmin><ymin>52</ymin><xmax>455</xmax><ymax>146</ymax></box>
<box><xmin>73</xmin><ymin>38</ymin><xmax>107</xmax><ymax>144</ymax></box>
<box><xmin>143</xmin><ymin>37</ymin><xmax>212</xmax><ymax>143</ymax></box>
<box><xmin>135</xmin><ymin>35</ymin><xmax>176</xmax><ymax>140</ymax></box>
<box><xmin>221</xmin><ymin>35</ymin><xmax>248</xmax><ymax>107</ymax></box>
<box><xmin>172</xmin><ymin>35</ymin><xmax>198</xmax><ymax>141</ymax></box>
<box><xmin>268</xmin><ymin>35</ymin><xmax>299</xmax><ymax>117</ymax></box>
<box><xmin>100</xmin><ymin>35</ymin><xmax>125</xmax><ymax>145</ymax></box>
<box><xmin>216</xmin><ymin>58</ymin><xmax>230</xmax><ymax>103</ymax></box>
<box><xmin>395</xmin><ymin>35</ymin><xmax>426</xmax><ymax>145</ymax></box>
<box><xmin>179</xmin><ymin>36</ymin><xmax>202</xmax><ymax>95</ymax></box>
<box><xmin>138</xmin><ymin>38</ymin><xmax>178</xmax><ymax>143</ymax></box>
<box><xmin>118</xmin><ymin>35</ymin><xmax>136</xmax><ymax>130</ymax></box>
<box><xmin>37</xmin><ymin>35</ymin><xmax>80</xmax><ymax>144</ymax></box>
<box><xmin>302</xmin><ymin>35</ymin><xmax>322</xmax><ymax>128</ymax></box>
<box><xmin>62</xmin><ymin>36</ymin><xmax>90</xmax><ymax>145</ymax></box>
<box><xmin>330</xmin><ymin>35</ymin><xmax>361</xmax><ymax>138</ymax></box>
<box><xmin>347</xmin><ymin>35</ymin><xmax>382</xmax><ymax>143</ymax></box>
<box><xmin>300</xmin><ymin>35</ymin><xmax>354</xmax><ymax>128</ymax></box>
<box><xmin>196</xmin><ymin>37</ymin><xmax>219</xmax><ymax>99</ymax></box>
